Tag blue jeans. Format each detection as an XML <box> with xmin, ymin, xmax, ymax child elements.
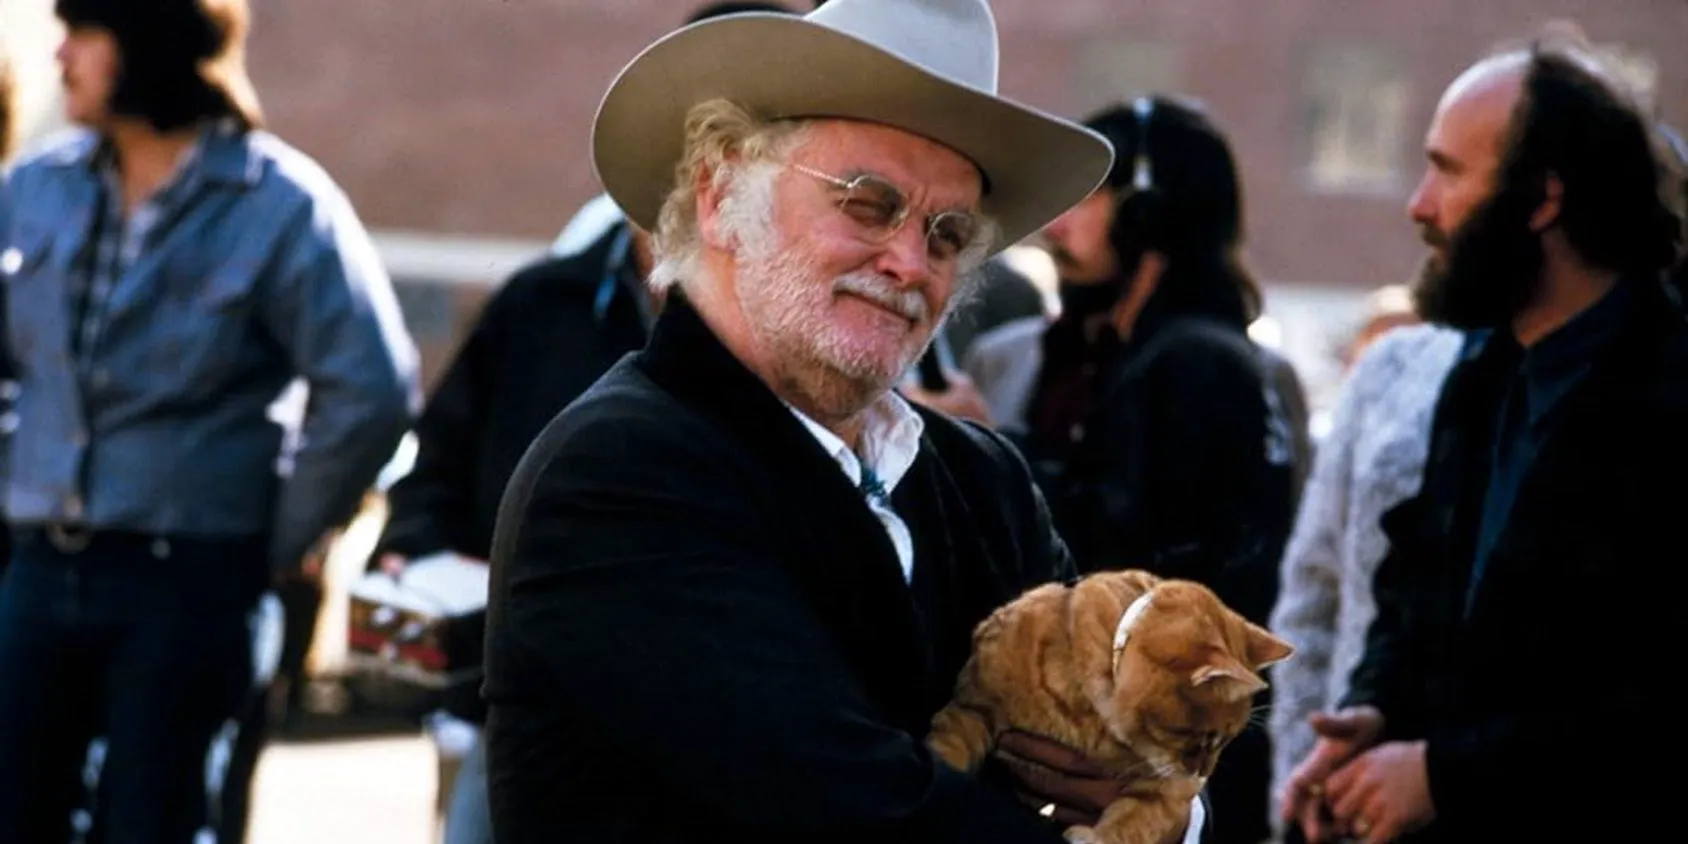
<box><xmin>444</xmin><ymin>734</ymin><xmax>493</xmax><ymax>844</ymax></box>
<box><xmin>0</xmin><ymin>528</ymin><xmax>267</xmax><ymax>844</ymax></box>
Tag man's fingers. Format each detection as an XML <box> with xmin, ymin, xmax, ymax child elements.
<box><xmin>1327</xmin><ymin>765</ymin><xmax>1373</xmax><ymax>827</ymax></box>
<box><xmin>996</xmin><ymin>753</ymin><xmax>1066</xmax><ymax>805</ymax></box>
<box><xmin>1308</xmin><ymin>711</ymin><xmax>1361</xmax><ymax>739</ymax></box>
<box><xmin>1049</xmin><ymin>803</ymin><xmax>1095</xmax><ymax>827</ymax></box>
<box><xmin>1360</xmin><ymin>815</ymin><xmax>1395</xmax><ymax>844</ymax></box>
<box><xmin>1005</xmin><ymin>782</ymin><xmax>1097</xmax><ymax>828</ymax></box>
<box><xmin>998</xmin><ymin>730</ymin><xmax>1109</xmax><ymax>776</ymax></box>
<box><xmin>1354</xmin><ymin>791</ymin><xmax>1397</xmax><ymax>844</ymax></box>
<box><xmin>1297</xmin><ymin>798</ymin><xmax>1331</xmax><ymax>843</ymax></box>
<box><xmin>1283</xmin><ymin>741</ymin><xmax>1346</xmax><ymax>820</ymax></box>
<box><xmin>1280</xmin><ymin>774</ymin><xmax>1316</xmax><ymax>822</ymax></box>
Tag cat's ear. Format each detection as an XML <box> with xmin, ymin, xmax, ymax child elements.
<box><xmin>1191</xmin><ymin>653</ymin><xmax>1267</xmax><ymax>702</ymax></box>
<box><xmin>1242</xmin><ymin>621</ymin><xmax>1294</xmax><ymax>670</ymax></box>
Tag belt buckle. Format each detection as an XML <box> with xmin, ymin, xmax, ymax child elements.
<box><xmin>46</xmin><ymin>523</ymin><xmax>93</xmax><ymax>554</ymax></box>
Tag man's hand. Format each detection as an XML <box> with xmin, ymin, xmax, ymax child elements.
<box><xmin>994</xmin><ymin>730</ymin><xmax>1194</xmax><ymax>843</ymax></box>
<box><xmin>900</xmin><ymin>371</ymin><xmax>995</xmax><ymax>427</ymax></box>
<box><xmin>1281</xmin><ymin>706</ymin><xmax>1384</xmax><ymax>842</ymax></box>
<box><xmin>1324</xmin><ymin>741</ymin><xmax>1435</xmax><ymax>844</ymax></box>
<box><xmin>993</xmin><ymin>729</ymin><xmax>1121</xmax><ymax>827</ymax></box>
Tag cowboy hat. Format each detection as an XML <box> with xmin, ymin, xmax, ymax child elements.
<box><xmin>591</xmin><ymin>0</ymin><xmax>1114</xmax><ymax>254</ymax></box>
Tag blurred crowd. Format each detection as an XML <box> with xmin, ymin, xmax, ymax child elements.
<box><xmin>1</xmin><ymin>1</ymin><xmax>1684</xmax><ymax>844</ymax></box>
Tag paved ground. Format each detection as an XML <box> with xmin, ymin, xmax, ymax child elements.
<box><xmin>248</xmin><ymin>732</ymin><xmax>441</xmax><ymax>844</ymax></box>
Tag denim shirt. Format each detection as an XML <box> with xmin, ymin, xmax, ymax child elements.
<box><xmin>0</xmin><ymin>125</ymin><xmax>420</xmax><ymax>571</ymax></box>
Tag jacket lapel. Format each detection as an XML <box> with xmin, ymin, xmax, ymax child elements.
<box><xmin>1463</xmin><ymin>283</ymin><xmax>1672</xmax><ymax>622</ymax></box>
<box><xmin>636</xmin><ymin>294</ymin><xmax>929</xmax><ymax>727</ymax></box>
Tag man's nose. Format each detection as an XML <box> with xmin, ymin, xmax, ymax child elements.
<box><xmin>872</xmin><ymin>223</ymin><xmax>933</xmax><ymax>288</ymax></box>
<box><xmin>1406</xmin><ymin>173</ymin><xmax>1436</xmax><ymax>226</ymax></box>
<box><xmin>1042</xmin><ymin>211</ymin><xmax>1073</xmax><ymax>243</ymax></box>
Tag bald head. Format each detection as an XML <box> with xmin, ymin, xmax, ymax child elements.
<box><xmin>1436</xmin><ymin>53</ymin><xmax>1527</xmax><ymax>171</ymax></box>
<box><xmin>1408</xmin><ymin>34</ymin><xmax>1685</xmax><ymax>330</ymax></box>
<box><xmin>1407</xmin><ymin>54</ymin><xmax>1529</xmax><ymax>266</ymax></box>
<box><xmin>1443</xmin><ymin>51</ymin><xmax>1528</xmax><ymax>103</ymax></box>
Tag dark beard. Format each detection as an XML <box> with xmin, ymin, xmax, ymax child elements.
<box><xmin>1411</xmin><ymin>182</ymin><xmax>1546</xmax><ymax>330</ymax></box>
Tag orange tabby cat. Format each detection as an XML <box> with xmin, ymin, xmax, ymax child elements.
<box><xmin>927</xmin><ymin>569</ymin><xmax>1293</xmax><ymax>844</ymax></box>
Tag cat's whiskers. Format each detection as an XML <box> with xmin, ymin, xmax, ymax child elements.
<box><xmin>1245</xmin><ymin>705</ymin><xmax>1272</xmax><ymax>730</ymax></box>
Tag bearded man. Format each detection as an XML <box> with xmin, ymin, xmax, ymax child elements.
<box><xmin>480</xmin><ymin>1</ymin><xmax>1219</xmax><ymax>842</ymax></box>
<box><xmin>1280</xmin><ymin>29</ymin><xmax>1687</xmax><ymax>844</ymax></box>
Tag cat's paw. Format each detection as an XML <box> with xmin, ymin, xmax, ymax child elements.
<box><xmin>1063</xmin><ymin>825</ymin><xmax>1101</xmax><ymax>844</ymax></box>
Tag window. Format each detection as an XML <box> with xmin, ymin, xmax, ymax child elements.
<box><xmin>1071</xmin><ymin>39</ymin><xmax>1182</xmax><ymax>116</ymax></box>
<box><xmin>1301</xmin><ymin>44</ymin><xmax>1410</xmax><ymax>195</ymax></box>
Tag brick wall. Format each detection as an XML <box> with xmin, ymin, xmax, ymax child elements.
<box><xmin>236</xmin><ymin>0</ymin><xmax>1686</xmax><ymax>290</ymax></box>
<box><xmin>4</xmin><ymin>0</ymin><xmax>1684</xmax><ymax>398</ymax></box>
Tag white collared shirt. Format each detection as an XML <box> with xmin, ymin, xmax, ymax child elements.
<box><xmin>787</xmin><ymin>392</ymin><xmax>925</xmax><ymax>583</ymax></box>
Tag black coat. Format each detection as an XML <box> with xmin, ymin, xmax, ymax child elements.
<box><xmin>1343</xmin><ymin>278</ymin><xmax>1688</xmax><ymax>841</ymax></box>
<box><xmin>1024</xmin><ymin>315</ymin><xmax>1305</xmax><ymax>627</ymax></box>
<box><xmin>482</xmin><ymin>294</ymin><xmax>1082</xmax><ymax>844</ymax></box>
<box><xmin>377</xmin><ymin>224</ymin><xmax>650</xmax><ymax>563</ymax></box>
<box><xmin>374</xmin><ymin>223</ymin><xmax>650</xmax><ymax>721</ymax></box>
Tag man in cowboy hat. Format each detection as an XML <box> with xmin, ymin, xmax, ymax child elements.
<box><xmin>482</xmin><ymin>1</ymin><xmax>1209</xmax><ymax>842</ymax></box>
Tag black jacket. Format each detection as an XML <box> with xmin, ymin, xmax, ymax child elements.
<box><xmin>1024</xmin><ymin>315</ymin><xmax>1305</xmax><ymax>627</ymax></box>
<box><xmin>374</xmin><ymin>223</ymin><xmax>651</xmax><ymax>720</ymax></box>
<box><xmin>482</xmin><ymin>293</ymin><xmax>1082</xmax><ymax>844</ymax></box>
<box><xmin>1343</xmin><ymin>278</ymin><xmax>1688</xmax><ymax>841</ymax></box>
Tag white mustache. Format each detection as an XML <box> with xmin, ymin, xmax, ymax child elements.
<box><xmin>832</xmin><ymin>273</ymin><xmax>928</xmax><ymax>323</ymax></box>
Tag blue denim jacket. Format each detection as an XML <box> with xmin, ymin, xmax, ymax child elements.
<box><xmin>0</xmin><ymin>127</ymin><xmax>420</xmax><ymax>571</ymax></box>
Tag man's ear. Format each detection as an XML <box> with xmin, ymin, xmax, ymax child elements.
<box><xmin>1530</xmin><ymin>172</ymin><xmax>1564</xmax><ymax>233</ymax></box>
<box><xmin>696</xmin><ymin>162</ymin><xmax>732</xmax><ymax>250</ymax></box>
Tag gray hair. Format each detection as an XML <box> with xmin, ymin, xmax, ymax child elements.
<box><xmin>648</xmin><ymin>99</ymin><xmax>813</xmax><ymax>292</ymax></box>
<box><xmin>647</xmin><ymin>99</ymin><xmax>1002</xmax><ymax>292</ymax></box>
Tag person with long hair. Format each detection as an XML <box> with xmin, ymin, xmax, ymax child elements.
<box><xmin>1282</xmin><ymin>29</ymin><xmax>1686</xmax><ymax>843</ymax></box>
<box><xmin>916</xmin><ymin>96</ymin><xmax>1309</xmax><ymax>844</ymax></box>
<box><xmin>0</xmin><ymin>2</ymin><xmax>417</xmax><ymax>840</ymax></box>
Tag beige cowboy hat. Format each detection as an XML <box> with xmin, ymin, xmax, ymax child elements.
<box><xmin>590</xmin><ymin>0</ymin><xmax>1115</xmax><ymax>254</ymax></box>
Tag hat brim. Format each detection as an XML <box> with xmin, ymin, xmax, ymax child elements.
<box><xmin>591</xmin><ymin>14</ymin><xmax>1114</xmax><ymax>255</ymax></box>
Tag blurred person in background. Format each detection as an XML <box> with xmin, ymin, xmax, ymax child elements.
<box><xmin>1265</xmin><ymin>312</ymin><xmax>1462</xmax><ymax>843</ymax></box>
<box><xmin>934</xmin><ymin>253</ymin><xmax>1047</xmax><ymax>366</ymax></box>
<box><xmin>1</xmin><ymin>46</ymin><xmax>14</xmax><ymax>581</ymax></box>
<box><xmin>373</xmin><ymin>214</ymin><xmax>660</xmax><ymax>844</ymax></box>
<box><xmin>378</xmin><ymin>5</ymin><xmax>796</xmax><ymax>843</ymax></box>
<box><xmin>910</xmin><ymin>97</ymin><xmax>1309</xmax><ymax>844</ymax></box>
<box><xmin>1341</xmin><ymin>285</ymin><xmax>1419</xmax><ymax>372</ymax></box>
<box><xmin>1282</xmin><ymin>30</ymin><xmax>1686</xmax><ymax>843</ymax></box>
<box><xmin>0</xmin><ymin>1</ymin><xmax>418</xmax><ymax>842</ymax></box>
<box><xmin>1303</xmin><ymin>284</ymin><xmax>1426</xmax><ymax>444</ymax></box>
